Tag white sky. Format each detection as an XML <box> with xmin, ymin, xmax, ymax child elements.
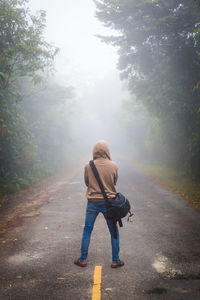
<box><xmin>29</xmin><ymin>0</ymin><xmax>119</xmax><ymax>85</ymax></box>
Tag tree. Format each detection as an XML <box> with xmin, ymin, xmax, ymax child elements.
<box><xmin>95</xmin><ymin>0</ymin><xmax>200</xmax><ymax>176</ymax></box>
<box><xmin>0</xmin><ymin>0</ymin><xmax>58</xmax><ymax>89</ymax></box>
<box><xmin>0</xmin><ymin>0</ymin><xmax>58</xmax><ymax>195</ymax></box>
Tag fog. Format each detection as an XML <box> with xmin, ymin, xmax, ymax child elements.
<box><xmin>29</xmin><ymin>0</ymin><xmax>118</xmax><ymax>82</ymax></box>
<box><xmin>26</xmin><ymin>0</ymin><xmax>146</xmax><ymax>163</ymax></box>
<box><xmin>1</xmin><ymin>2</ymin><xmax>200</xmax><ymax>296</ymax></box>
<box><xmin>2</xmin><ymin>0</ymin><xmax>198</xmax><ymax>197</ymax></box>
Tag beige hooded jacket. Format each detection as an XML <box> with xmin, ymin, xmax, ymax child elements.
<box><xmin>84</xmin><ymin>141</ymin><xmax>118</xmax><ymax>201</ymax></box>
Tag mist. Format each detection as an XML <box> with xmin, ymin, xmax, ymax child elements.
<box><xmin>26</xmin><ymin>0</ymin><xmax>148</xmax><ymax>166</ymax></box>
<box><xmin>1</xmin><ymin>0</ymin><xmax>199</xmax><ymax>198</ymax></box>
<box><xmin>1</xmin><ymin>2</ymin><xmax>200</xmax><ymax>298</ymax></box>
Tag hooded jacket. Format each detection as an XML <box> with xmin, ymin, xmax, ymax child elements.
<box><xmin>84</xmin><ymin>141</ymin><xmax>118</xmax><ymax>201</ymax></box>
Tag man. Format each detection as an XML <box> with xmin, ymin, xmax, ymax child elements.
<box><xmin>74</xmin><ymin>140</ymin><xmax>124</xmax><ymax>268</ymax></box>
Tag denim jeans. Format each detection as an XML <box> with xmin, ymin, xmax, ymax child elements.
<box><xmin>80</xmin><ymin>201</ymin><xmax>119</xmax><ymax>263</ymax></box>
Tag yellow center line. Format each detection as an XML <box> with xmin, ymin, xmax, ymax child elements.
<box><xmin>92</xmin><ymin>265</ymin><xmax>102</xmax><ymax>300</ymax></box>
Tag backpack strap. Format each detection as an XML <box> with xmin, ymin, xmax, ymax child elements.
<box><xmin>118</xmin><ymin>219</ymin><xmax>123</xmax><ymax>227</ymax></box>
<box><xmin>89</xmin><ymin>160</ymin><xmax>108</xmax><ymax>203</ymax></box>
<box><xmin>127</xmin><ymin>210</ymin><xmax>134</xmax><ymax>222</ymax></box>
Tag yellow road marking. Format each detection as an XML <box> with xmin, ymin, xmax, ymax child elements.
<box><xmin>92</xmin><ymin>266</ymin><xmax>102</xmax><ymax>300</ymax></box>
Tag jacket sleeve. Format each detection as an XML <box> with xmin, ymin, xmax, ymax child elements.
<box><xmin>114</xmin><ymin>167</ymin><xmax>118</xmax><ymax>185</ymax></box>
<box><xmin>84</xmin><ymin>166</ymin><xmax>89</xmax><ymax>187</ymax></box>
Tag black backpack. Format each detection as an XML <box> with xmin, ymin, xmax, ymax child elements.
<box><xmin>89</xmin><ymin>160</ymin><xmax>133</xmax><ymax>238</ymax></box>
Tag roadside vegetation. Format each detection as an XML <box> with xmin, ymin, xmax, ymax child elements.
<box><xmin>0</xmin><ymin>0</ymin><xmax>74</xmax><ymax>197</ymax></box>
<box><xmin>132</xmin><ymin>161</ymin><xmax>200</xmax><ymax>210</ymax></box>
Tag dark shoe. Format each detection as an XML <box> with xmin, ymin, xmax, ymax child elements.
<box><xmin>74</xmin><ymin>258</ymin><xmax>87</xmax><ymax>267</ymax></box>
<box><xmin>111</xmin><ymin>260</ymin><xmax>124</xmax><ymax>268</ymax></box>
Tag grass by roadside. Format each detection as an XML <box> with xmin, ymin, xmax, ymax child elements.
<box><xmin>132</xmin><ymin>161</ymin><xmax>200</xmax><ymax>211</ymax></box>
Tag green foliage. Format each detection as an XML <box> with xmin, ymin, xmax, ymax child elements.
<box><xmin>0</xmin><ymin>0</ymin><xmax>71</xmax><ymax>197</ymax></box>
<box><xmin>95</xmin><ymin>0</ymin><xmax>200</xmax><ymax>177</ymax></box>
<box><xmin>0</xmin><ymin>0</ymin><xmax>58</xmax><ymax>89</ymax></box>
<box><xmin>0</xmin><ymin>166</ymin><xmax>53</xmax><ymax>197</ymax></box>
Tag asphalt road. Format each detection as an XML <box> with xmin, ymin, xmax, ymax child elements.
<box><xmin>0</xmin><ymin>159</ymin><xmax>200</xmax><ymax>300</ymax></box>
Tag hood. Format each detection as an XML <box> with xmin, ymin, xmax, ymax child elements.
<box><xmin>93</xmin><ymin>140</ymin><xmax>111</xmax><ymax>160</ymax></box>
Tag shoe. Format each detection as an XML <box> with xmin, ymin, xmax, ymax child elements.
<box><xmin>74</xmin><ymin>258</ymin><xmax>87</xmax><ymax>267</ymax></box>
<box><xmin>111</xmin><ymin>260</ymin><xmax>124</xmax><ymax>268</ymax></box>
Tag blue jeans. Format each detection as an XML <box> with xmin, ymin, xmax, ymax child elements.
<box><xmin>80</xmin><ymin>201</ymin><xmax>120</xmax><ymax>263</ymax></box>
